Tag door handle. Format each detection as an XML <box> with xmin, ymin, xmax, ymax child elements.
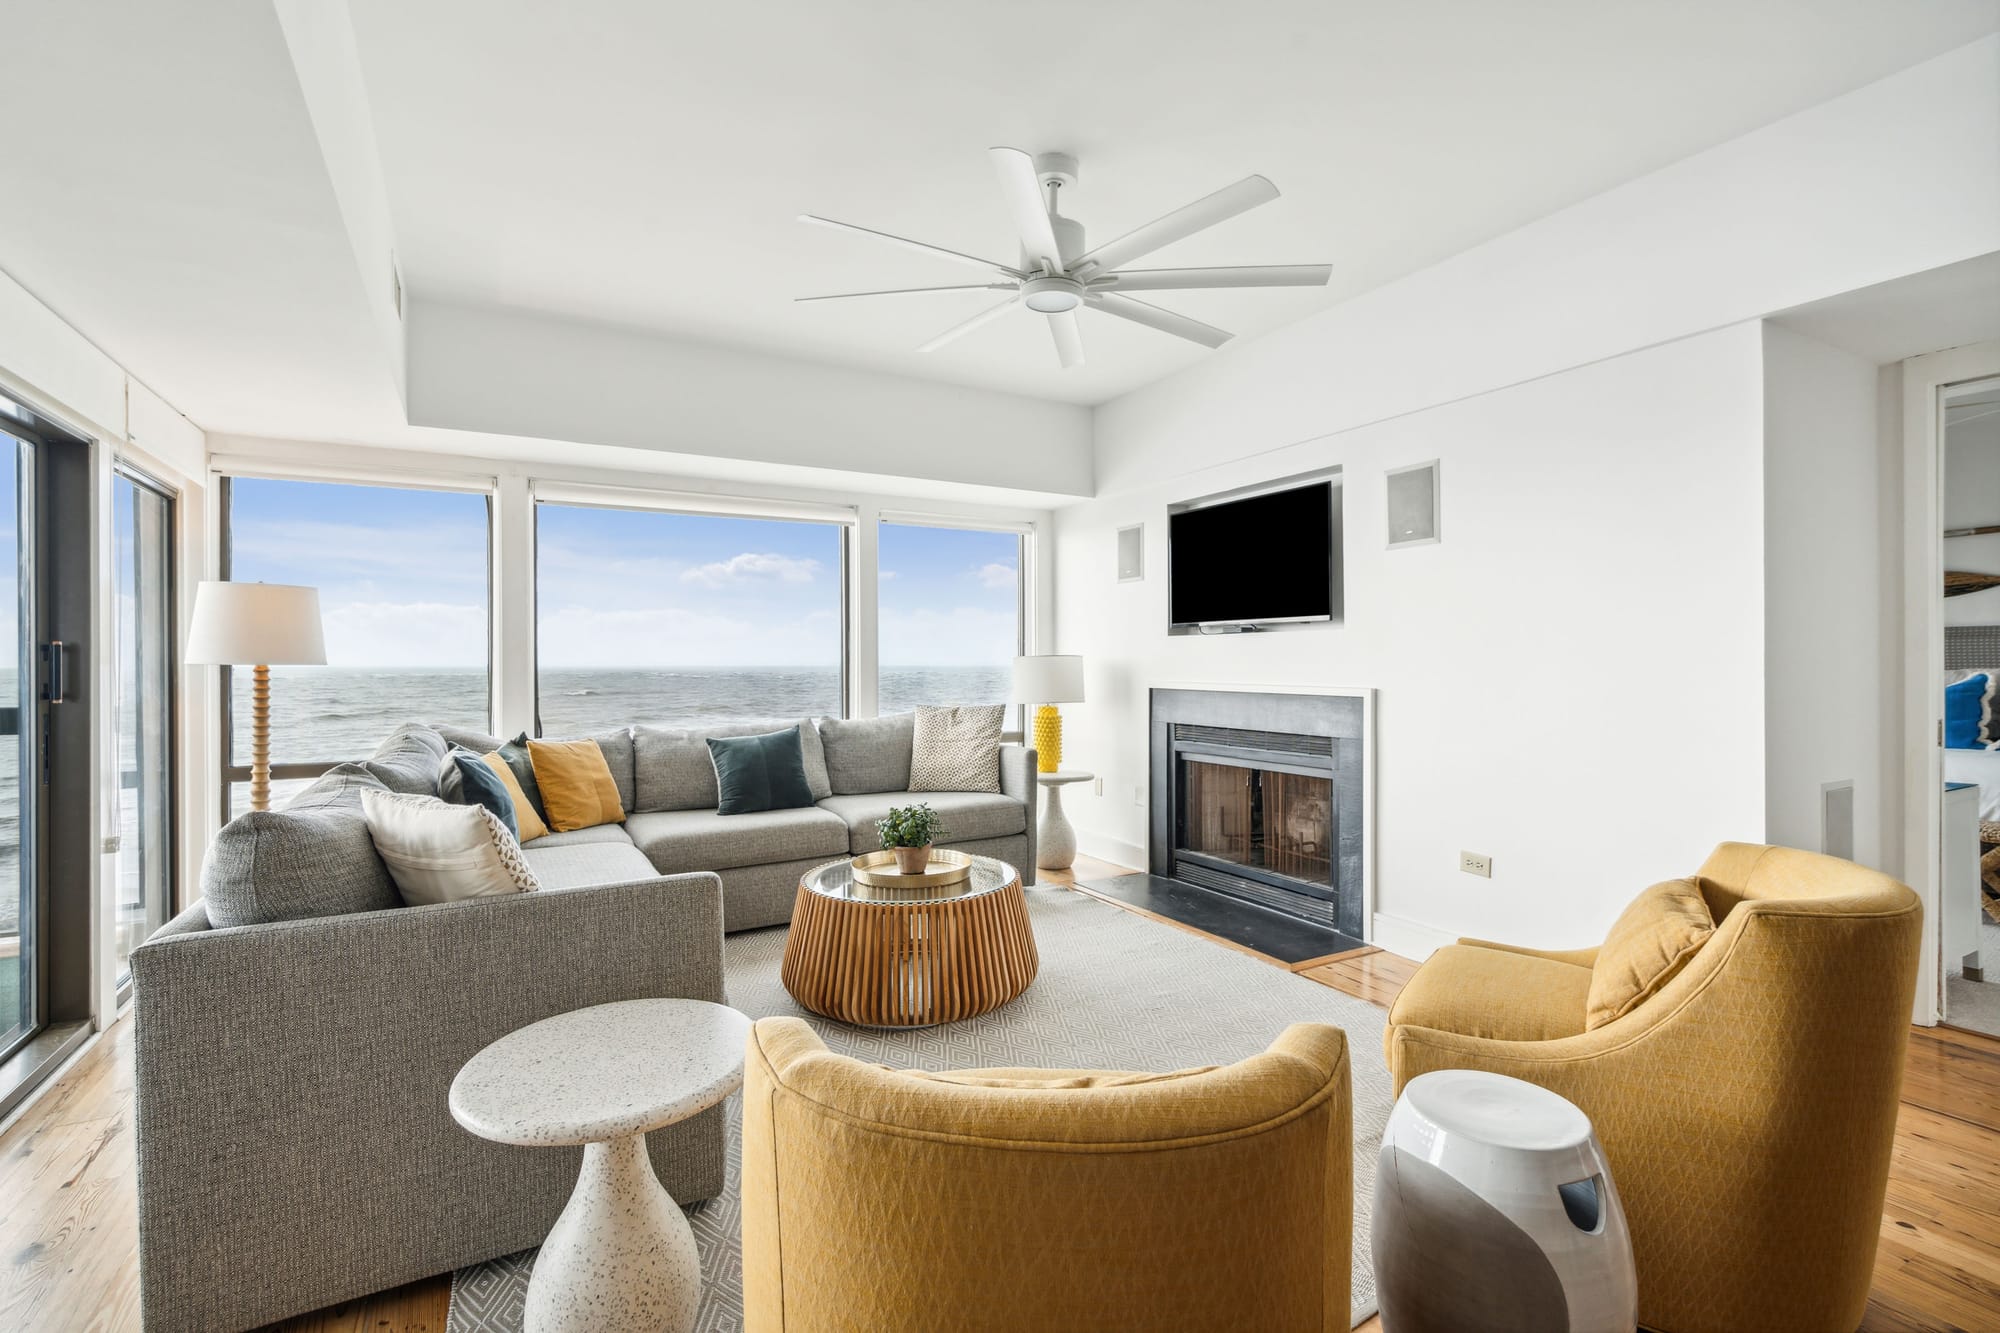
<box><xmin>41</xmin><ymin>640</ymin><xmax>66</xmax><ymax>704</ymax></box>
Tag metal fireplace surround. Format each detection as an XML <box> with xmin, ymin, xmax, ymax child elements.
<box><xmin>1149</xmin><ymin>688</ymin><xmax>1366</xmax><ymax>939</ymax></box>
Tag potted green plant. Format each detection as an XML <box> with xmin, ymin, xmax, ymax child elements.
<box><xmin>876</xmin><ymin>803</ymin><xmax>946</xmax><ymax>874</ymax></box>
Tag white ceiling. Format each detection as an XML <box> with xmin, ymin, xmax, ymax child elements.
<box><xmin>0</xmin><ymin>0</ymin><xmax>1995</xmax><ymax>451</ymax></box>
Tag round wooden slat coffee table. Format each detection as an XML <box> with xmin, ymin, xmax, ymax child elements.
<box><xmin>782</xmin><ymin>854</ymin><xmax>1038</xmax><ymax>1027</ymax></box>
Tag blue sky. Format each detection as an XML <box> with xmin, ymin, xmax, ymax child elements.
<box><xmin>228</xmin><ymin>479</ymin><xmax>1020</xmax><ymax>669</ymax></box>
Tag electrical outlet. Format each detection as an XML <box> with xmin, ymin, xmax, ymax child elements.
<box><xmin>1460</xmin><ymin>851</ymin><xmax>1493</xmax><ymax>878</ymax></box>
<box><xmin>1132</xmin><ymin>784</ymin><xmax>1145</xmax><ymax>808</ymax></box>
<box><xmin>1094</xmin><ymin>777</ymin><xmax>1104</xmax><ymax>797</ymax></box>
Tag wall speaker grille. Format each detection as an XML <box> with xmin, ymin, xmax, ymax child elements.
<box><xmin>1116</xmin><ymin>524</ymin><xmax>1144</xmax><ymax>581</ymax></box>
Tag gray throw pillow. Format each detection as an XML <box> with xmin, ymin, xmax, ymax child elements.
<box><xmin>817</xmin><ymin>713</ymin><xmax>916</xmax><ymax>795</ymax></box>
<box><xmin>908</xmin><ymin>705</ymin><xmax>1004</xmax><ymax>793</ymax></box>
<box><xmin>201</xmin><ymin>763</ymin><xmax>402</xmax><ymax>927</ymax></box>
<box><xmin>364</xmin><ymin>724</ymin><xmax>450</xmax><ymax>796</ymax></box>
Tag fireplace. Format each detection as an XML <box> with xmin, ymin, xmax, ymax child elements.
<box><xmin>1150</xmin><ymin>689</ymin><xmax>1365</xmax><ymax>938</ymax></box>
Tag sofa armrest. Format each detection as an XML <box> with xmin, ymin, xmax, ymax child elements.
<box><xmin>999</xmin><ymin>743</ymin><xmax>1038</xmax><ymax>884</ymax></box>
<box><xmin>130</xmin><ymin>872</ymin><xmax>724</xmax><ymax>1332</ymax></box>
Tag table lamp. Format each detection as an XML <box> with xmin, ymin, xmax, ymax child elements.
<box><xmin>1011</xmin><ymin>654</ymin><xmax>1084</xmax><ymax>774</ymax></box>
<box><xmin>186</xmin><ymin>581</ymin><xmax>327</xmax><ymax>811</ymax></box>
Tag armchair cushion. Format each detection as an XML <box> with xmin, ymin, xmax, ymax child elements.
<box><xmin>1386</xmin><ymin>944</ymin><xmax>1591</xmax><ymax>1046</ymax></box>
<box><xmin>1585</xmin><ymin>876</ymin><xmax>1714</xmax><ymax>1029</ymax></box>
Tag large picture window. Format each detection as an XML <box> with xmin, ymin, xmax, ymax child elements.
<box><xmin>221</xmin><ymin>477</ymin><xmax>491</xmax><ymax>813</ymax></box>
<box><xmin>877</xmin><ymin>522</ymin><xmax>1024</xmax><ymax>716</ymax></box>
<box><xmin>535</xmin><ymin>503</ymin><xmax>846</xmax><ymax>734</ymax></box>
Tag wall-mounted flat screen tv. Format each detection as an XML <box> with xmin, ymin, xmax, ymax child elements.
<box><xmin>1169</xmin><ymin>480</ymin><xmax>1336</xmax><ymax>628</ymax></box>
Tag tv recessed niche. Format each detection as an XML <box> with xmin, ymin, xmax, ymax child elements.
<box><xmin>1167</xmin><ymin>470</ymin><xmax>1343</xmax><ymax>634</ymax></box>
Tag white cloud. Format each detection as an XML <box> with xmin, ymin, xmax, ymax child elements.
<box><xmin>319</xmin><ymin>600</ymin><xmax>488</xmax><ymax>668</ymax></box>
<box><xmin>679</xmin><ymin>552</ymin><xmax>822</xmax><ymax>588</ymax></box>
<box><xmin>879</xmin><ymin>570</ymin><xmax>898</xmax><ymax>580</ymax></box>
<box><xmin>879</xmin><ymin>605</ymin><xmax>1019</xmax><ymax>667</ymax></box>
<box><xmin>975</xmin><ymin>562</ymin><xmax>1016</xmax><ymax>591</ymax></box>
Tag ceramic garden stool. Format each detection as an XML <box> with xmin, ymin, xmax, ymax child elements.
<box><xmin>1373</xmin><ymin>1069</ymin><xmax>1637</xmax><ymax>1333</ymax></box>
<box><xmin>449</xmin><ymin>998</ymin><xmax>751</xmax><ymax>1333</ymax></box>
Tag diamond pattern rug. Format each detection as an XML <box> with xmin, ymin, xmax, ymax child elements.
<box><xmin>448</xmin><ymin>887</ymin><xmax>1395</xmax><ymax>1330</ymax></box>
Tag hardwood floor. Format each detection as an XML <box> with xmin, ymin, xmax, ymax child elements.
<box><xmin>2</xmin><ymin>853</ymin><xmax>1996</xmax><ymax>1332</ymax></box>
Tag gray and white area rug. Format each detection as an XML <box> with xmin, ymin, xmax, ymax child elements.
<box><xmin>448</xmin><ymin>888</ymin><xmax>1395</xmax><ymax>1331</ymax></box>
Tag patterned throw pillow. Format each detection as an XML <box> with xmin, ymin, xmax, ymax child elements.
<box><xmin>359</xmin><ymin>790</ymin><xmax>540</xmax><ymax>906</ymax></box>
<box><xmin>907</xmin><ymin>704</ymin><xmax>1004</xmax><ymax>794</ymax></box>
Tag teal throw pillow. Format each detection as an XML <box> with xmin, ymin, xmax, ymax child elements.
<box><xmin>708</xmin><ymin>727</ymin><xmax>815</xmax><ymax>816</ymax></box>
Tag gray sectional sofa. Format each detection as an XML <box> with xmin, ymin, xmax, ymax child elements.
<box><xmin>131</xmin><ymin>714</ymin><xmax>1036</xmax><ymax>1333</ymax></box>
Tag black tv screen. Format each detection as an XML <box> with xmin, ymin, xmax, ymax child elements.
<box><xmin>1170</xmin><ymin>481</ymin><xmax>1335</xmax><ymax>627</ymax></box>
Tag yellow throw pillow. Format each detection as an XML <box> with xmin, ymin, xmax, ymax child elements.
<box><xmin>477</xmin><ymin>752</ymin><xmax>549</xmax><ymax>842</ymax></box>
<box><xmin>527</xmin><ymin>738</ymin><xmax>626</xmax><ymax>832</ymax></box>
<box><xmin>1585</xmin><ymin>877</ymin><xmax>1715</xmax><ymax>1029</ymax></box>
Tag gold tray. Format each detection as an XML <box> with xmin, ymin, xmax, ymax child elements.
<box><xmin>851</xmin><ymin>848</ymin><xmax>974</xmax><ymax>889</ymax></box>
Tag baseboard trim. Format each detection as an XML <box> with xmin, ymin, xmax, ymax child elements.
<box><xmin>1371</xmin><ymin>912</ymin><xmax>1457</xmax><ymax>962</ymax></box>
<box><xmin>1076</xmin><ymin>831</ymin><xmax>1146</xmax><ymax>873</ymax></box>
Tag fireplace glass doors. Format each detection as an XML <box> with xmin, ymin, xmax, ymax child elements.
<box><xmin>1179</xmin><ymin>759</ymin><xmax>1335</xmax><ymax>888</ymax></box>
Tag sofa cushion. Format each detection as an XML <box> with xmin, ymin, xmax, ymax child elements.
<box><xmin>710</xmin><ymin>728</ymin><xmax>817</xmax><ymax>816</ymax></box>
<box><xmin>817</xmin><ymin>713</ymin><xmax>915</xmax><ymax>795</ymax></box>
<box><xmin>634</xmin><ymin>719</ymin><xmax>830</xmax><ymax>811</ymax></box>
<box><xmin>625</xmin><ymin>806</ymin><xmax>849</xmax><ymax>875</ymax></box>
<box><xmin>815</xmin><ymin>791</ymin><xmax>1027</xmax><ymax>854</ymax></box>
<box><xmin>522</xmin><ymin>840</ymin><xmax>660</xmax><ymax>890</ymax></box>
<box><xmin>528</xmin><ymin>737</ymin><xmax>627</xmax><ymax>832</ymax></box>
<box><xmin>363</xmin><ymin>724</ymin><xmax>449</xmax><ymax>796</ymax></box>
<box><xmin>908</xmin><ymin>704</ymin><xmax>1003</xmax><ymax>793</ymax></box>
<box><xmin>526</xmin><ymin>823</ymin><xmax>637</xmax><ymax>849</ymax></box>
<box><xmin>1586</xmin><ymin>877</ymin><xmax>1716</xmax><ymax>1029</ymax></box>
<box><xmin>360</xmin><ymin>790</ymin><xmax>539</xmax><ymax>905</ymax></box>
<box><xmin>1386</xmin><ymin>944</ymin><xmax>1592</xmax><ymax>1045</ymax></box>
<box><xmin>589</xmin><ymin>727</ymin><xmax>638</xmax><ymax>813</ymax></box>
<box><xmin>200</xmin><ymin>763</ymin><xmax>401</xmax><ymax>927</ymax></box>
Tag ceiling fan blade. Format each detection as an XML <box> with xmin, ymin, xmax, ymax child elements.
<box><xmin>1087</xmin><ymin>293</ymin><xmax>1232</xmax><ymax>349</ymax></box>
<box><xmin>989</xmin><ymin>147</ymin><xmax>1063</xmax><ymax>273</ymax></box>
<box><xmin>917</xmin><ymin>296</ymin><xmax>1020</xmax><ymax>353</ymax></box>
<box><xmin>799</xmin><ymin>214</ymin><xmax>1024</xmax><ymax>279</ymax></box>
<box><xmin>1048</xmin><ymin>309</ymin><xmax>1084</xmax><ymax>369</ymax></box>
<box><xmin>1091</xmin><ymin>264</ymin><xmax>1331</xmax><ymax>292</ymax></box>
<box><xmin>797</xmin><ymin>283</ymin><xmax>1016</xmax><ymax>302</ymax></box>
<box><xmin>1069</xmin><ymin>176</ymin><xmax>1279</xmax><ymax>278</ymax></box>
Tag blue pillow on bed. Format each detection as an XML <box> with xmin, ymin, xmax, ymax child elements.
<box><xmin>1946</xmin><ymin>673</ymin><xmax>1996</xmax><ymax>749</ymax></box>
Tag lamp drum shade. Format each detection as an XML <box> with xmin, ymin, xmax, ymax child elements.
<box><xmin>1011</xmin><ymin>654</ymin><xmax>1084</xmax><ymax>705</ymax></box>
<box><xmin>185</xmin><ymin>582</ymin><xmax>328</xmax><ymax>666</ymax></box>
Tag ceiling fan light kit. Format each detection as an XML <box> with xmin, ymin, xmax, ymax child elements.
<box><xmin>799</xmin><ymin>146</ymin><xmax>1332</xmax><ymax>368</ymax></box>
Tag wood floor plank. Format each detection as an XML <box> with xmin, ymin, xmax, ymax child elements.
<box><xmin>6</xmin><ymin>859</ymin><xmax>1999</xmax><ymax>1333</ymax></box>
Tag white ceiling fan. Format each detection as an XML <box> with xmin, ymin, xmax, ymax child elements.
<box><xmin>797</xmin><ymin>148</ymin><xmax>1332</xmax><ymax>369</ymax></box>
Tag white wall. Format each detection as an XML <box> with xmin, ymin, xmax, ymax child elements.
<box><xmin>1760</xmin><ymin>322</ymin><xmax>1893</xmax><ymax>870</ymax></box>
<box><xmin>406</xmin><ymin>299</ymin><xmax>1095</xmax><ymax>498</ymax></box>
<box><xmin>1055</xmin><ymin>325</ymin><xmax>1769</xmax><ymax>958</ymax></box>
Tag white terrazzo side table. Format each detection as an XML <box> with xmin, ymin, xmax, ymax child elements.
<box><xmin>1036</xmin><ymin>770</ymin><xmax>1093</xmax><ymax>871</ymax></box>
<box><xmin>450</xmin><ymin>998</ymin><xmax>751</xmax><ymax>1333</ymax></box>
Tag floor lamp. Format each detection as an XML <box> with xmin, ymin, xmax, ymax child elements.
<box><xmin>186</xmin><ymin>581</ymin><xmax>326</xmax><ymax>812</ymax></box>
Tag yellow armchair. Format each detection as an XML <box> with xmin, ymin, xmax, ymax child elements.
<box><xmin>742</xmin><ymin>1016</ymin><xmax>1353</xmax><ymax>1332</ymax></box>
<box><xmin>1385</xmin><ymin>842</ymin><xmax>1921</xmax><ymax>1333</ymax></box>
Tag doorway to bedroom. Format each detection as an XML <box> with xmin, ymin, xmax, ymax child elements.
<box><xmin>1940</xmin><ymin>374</ymin><xmax>2000</xmax><ymax>1038</ymax></box>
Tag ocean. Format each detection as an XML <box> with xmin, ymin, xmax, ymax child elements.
<box><xmin>0</xmin><ymin>665</ymin><xmax>1014</xmax><ymax>940</ymax></box>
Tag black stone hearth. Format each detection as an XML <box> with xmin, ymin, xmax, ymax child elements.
<box><xmin>1149</xmin><ymin>688</ymin><xmax>1367</xmax><ymax>939</ymax></box>
<box><xmin>1077</xmin><ymin>872</ymin><xmax>1363</xmax><ymax>964</ymax></box>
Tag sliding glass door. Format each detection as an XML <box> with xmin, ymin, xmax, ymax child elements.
<box><xmin>112</xmin><ymin>469</ymin><xmax>174</xmax><ymax>988</ymax></box>
<box><xmin>0</xmin><ymin>433</ymin><xmax>36</xmax><ymax>1060</ymax></box>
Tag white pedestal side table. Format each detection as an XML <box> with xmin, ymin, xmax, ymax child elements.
<box><xmin>450</xmin><ymin>998</ymin><xmax>751</xmax><ymax>1333</ymax></box>
<box><xmin>1036</xmin><ymin>770</ymin><xmax>1093</xmax><ymax>871</ymax></box>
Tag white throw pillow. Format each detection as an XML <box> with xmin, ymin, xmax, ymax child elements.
<box><xmin>360</xmin><ymin>789</ymin><xmax>540</xmax><ymax>906</ymax></box>
<box><xmin>908</xmin><ymin>704</ymin><xmax>1004</xmax><ymax>793</ymax></box>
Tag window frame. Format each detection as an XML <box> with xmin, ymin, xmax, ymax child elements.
<box><xmin>874</xmin><ymin>512</ymin><xmax>1033</xmax><ymax>729</ymax></box>
<box><xmin>215</xmin><ymin>471</ymin><xmax>498</xmax><ymax>818</ymax></box>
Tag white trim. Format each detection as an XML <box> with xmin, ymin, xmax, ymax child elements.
<box><xmin>532</xmin><ymin>478</ymin><xmax>856</xmax><ymax>526</ymax></box>
<box><xmin>208</xmin><ymin>453</ymin><xmax>496</xmax><ymax>495</ymax></box>
<box><xmin>1370</xmin><ymin>912</ymin><xmax>1456</xmax><ymax>963</ymax></box>
<box><xmin>877</xmin><ymin>508</ymin><xmax>1036</xmax><ymax>535</ymax></box>
<box><xmin>1902</xmin><ymin>340</ymin><xmax>2000</xmax><ymax>1029</ymax></box>
<box><xmin>1076</xmin><ymin>831</ymin><xmax>1147</xmax><ymax>875</ymax></box>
